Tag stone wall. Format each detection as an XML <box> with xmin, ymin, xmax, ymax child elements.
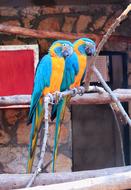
<box><xmin>0</xmin><ymin>4</ymin><xmax>131</xmax><ymax>173</ymax></box>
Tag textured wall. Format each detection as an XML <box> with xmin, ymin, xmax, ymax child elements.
<box><xmin>0</xmin><ymin>4</ymin><xmax>131</xmax><ymax>173</ymax></box>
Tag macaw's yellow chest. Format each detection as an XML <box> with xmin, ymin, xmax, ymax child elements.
<box><xmin>43</xmin><ymin>57</ymin><xmax>65</xmax><ymax>95</ymax></box>
<box><xmin>70</xmin><ymin>55</ymin><xmax>87</xmax><ymax>88</ymax></box>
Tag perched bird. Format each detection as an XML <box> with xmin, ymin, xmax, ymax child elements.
<box><xmin>27</xmin><ymin>40</ymin><xmax>75</xmax><ymax>173</ymax></box>
<box><xmin>51</xmin><ymin>38</ymin><xmax>96</xmax><ymax>172</ymax></box>
<box><xmin>51</xmin><ymin>41</ymin><xmax>79</xmax><ymax>172</ymax></box>
<box><xmin>71</xmin><ymin>37</ymin><xmax>96</xmax><ymax>88</ymax></box>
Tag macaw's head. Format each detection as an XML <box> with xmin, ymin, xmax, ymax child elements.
<box><xmin>49</xmin><ymin>40</ymin><xmax>73</xmax><ymax>58</ymax></box>
<box><xmin>73</xmin><ymin>38</ymin><xmax>96</xmax><ymax>56</ymax></box>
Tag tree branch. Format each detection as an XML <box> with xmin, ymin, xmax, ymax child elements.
<box><xmin>26</xmin><ymin>96</ymin><xmax>50</xmax><ymax>187</ymax></box>
<box><xmin>84</xmin><ymin>4</ymin><xmax>131</xmax><ymax>87</ymax></box>
<box><xmin>15</xmin><ymin>170</ymin><xmax>131</xmax><ymax>190</ymax></box>
<box><xmin>1</xmin><ymin>166</ymin><xmax>131</xmax><ymax>189</ymax></box>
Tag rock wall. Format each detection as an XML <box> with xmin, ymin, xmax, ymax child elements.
<box><xmin>0</xmin><ymin>4</ymin><xmax>131</xmax><ymax>173</ymax></box>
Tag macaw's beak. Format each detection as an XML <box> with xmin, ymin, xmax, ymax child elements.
<box><xmin>85</xmin><ymin>46</ymin><xmax>92</xmax><ymax>56</ymax></box>
<box><xmin>62</xmin><ymin>46</ymin><xmax>69</xmax><ymax>57</ymax></box>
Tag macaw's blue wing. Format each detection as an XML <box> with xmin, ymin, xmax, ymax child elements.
<box><xmin>28</xmin><ymin>54</ymin><xmax>52</xmax><ymax>124</ymax></box>
<box><xmin>51</xmin><ymin>53</ymin><xmax>79</xmax><ymax>172</ymax></box>
<box><xmin>27</xmin><ymin>54</ymin><xmax>52</xmax><ymax>173</ymax></box>
<box><xmin>61</xmin><ymin>52</ymin><xmax>79</xmax><ymax>91</ymax></box>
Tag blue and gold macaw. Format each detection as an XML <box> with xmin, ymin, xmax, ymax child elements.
<box><xmin>71</xmin><ymin>37</ymin><xmax>96</xmax><ymax>88</ymax></box>
<box><xmin>51</xmin><ymin>42</ymin><xmax>79</xmax><ymax>172</ymax></box>
<box><xmin>51</xmin><ymin>38</ymin><xmax>96</xmax><ymax>172</ymax></box>
<box><xmin>27</xmin><ymin>40</ymin><xmax>75</xmax><ymax>173</ymax></box>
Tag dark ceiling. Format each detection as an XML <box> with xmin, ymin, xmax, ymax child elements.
<box><xmin>0</xmin><ymin>0</ymin><xmax>129</xmax><ymax>6</ymax></box>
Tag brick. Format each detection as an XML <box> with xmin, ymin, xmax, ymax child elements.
<box><xmin>4</xmin><ymin>109</ymin><xmax>20</xmax><ymax>125</ymax></box>
<box><xmin>93</xmin><ymin>16</ymin><xmax>107</xmax><ymax>30</ymax></box>
<box><xmin>76</xmin><ymin>15</ymin><xmax>92</xmax><ymax>33</ymax></box>
<box><xmin>0</xmin><ymin>129</ymin><xmax>10</xmax><ymax>144</ymax></box>
<box><xmin>17</xmin><ymin>122</ymin><xmax>31</xmax><ymax>144</ymax></box>
<box><xmin>0</xmin><ymin>20</ymin><xmax>21</xmax><ymax>27</ymax></box>
<box><xmin>38</xmin><ymin>18</ymin><xmax>60</xmax><ymax>31</ymax></box>
<box><xmin>23</xmin><ymin>17</ymin><xmax>34</xmax><ymax>28</ymax></box>
<box><xmin>3</xmin><ymin>39</ymin><xmax>26</xmax><ymax>45</ymax></box>
<box><xmin>54</xmin><ymin>153</ymin><xmax>72</xmax><ymax>172</ymax></box>
<box><xmin>1</xmin><ymin>147</ymin><xmax>28</xmax><ymax>173</ymax></box>
<box><xmin>22</xmin><ymin>7</ymin><xmax>40</xmax><ymax>17</ymax></box>
<box><xmin>62</xmin><ymin>16</ymin><xmax>77</xmax><ymax>33</ymax></box>
<box><xmin>0</xmin><ymin>7</ymin><xmax>17</xmax><ymax>16</ymax></box>
<box><xmin>38</xmin><ymin>39</ymin><xmax>51</xmax><ymax>54</ymax></box>
<box><xmin>48</xmin><ymin>123</ymin><xmax>69</xmax><ymax>148</ymax></box>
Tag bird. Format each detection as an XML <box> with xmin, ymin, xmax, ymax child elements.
<box><xmin>27</xmin><ymin>40</ymin><xmax>75</xmax><ymax>173</ymax></box>
<box><xmin>71</xmin><ymin>37</ymin><xmax>96</xmax><ymax>88</ymax></box>
<box><xmin>51</xmin><ymin>38</ymin><xmax>96</xmax><ymax>172</ymax></box>
<box><xmin>51</xmin><ymin>41</ymin><xmax>79</xmax><ymax>172</ymax></box>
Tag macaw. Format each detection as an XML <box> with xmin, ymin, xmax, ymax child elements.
<box><xmin>51</xmin><ymin>38</ymin><xmax>96</xmax><ymax>172</ymax></box>
<box><xmin>71</xmin><ymin>37</ymin><xmax>96</xmax><ymax>88</ymax></box>
<box><xmin>27</xmin><ymin>40</ymin><xmax>75</xmax><ymax>173</ymax></box>
<box><xmin>51</xmin><ymin>42</ymin><xmax>79</xmax><ymax>172</ymax></box>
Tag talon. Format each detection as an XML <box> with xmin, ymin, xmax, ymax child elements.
<box><xmin>78</xmin><ymin>86</ymin><xmax>85</xmax><ymax>96</ymax></box>
<box><xmin>54</xmin><ymin>91</ymin><xmax>61</xmax><ymax>103</ymax></box>
<box><xmin>72</xmin><ymin>88</ymin><xmax>78</xmax><ymax>97</ymax></box>
<box><xmin>47</xmin><ymin>93</ymin><xmax>54</xmax><ymax>104</ymax></box>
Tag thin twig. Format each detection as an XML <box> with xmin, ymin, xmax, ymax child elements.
<box><xmin>84</xmin><ymin>4</ymin><xmax>131</xmax><ymax>126</ymax></box>
<box><xmin>84</xmin><ymin>4</ymin><xmax>131</xmax><ymax>88</ymax></box>
<box><xmin>26</xmin><ymin>96</ymin><xmax>50</xmax><ymax>187</ymax></box>
<box><xmin>111</xmin><ymin>108</ymin><xmax>125</xmax><ymax>166</ymax></box>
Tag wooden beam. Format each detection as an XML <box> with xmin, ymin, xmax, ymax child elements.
<box><xmin>0</xmin><ymin>24</ymin><xmax>131</xmax><ymax>44</ymax></box>
<box><xmin>0</xmin><ymin>89</ymin><xmax>131</xmax><ymax>107</ymax></box>
<box><xmin>0</xmin><ymin>95</ymin><xmax>31</xmax><ymax>107</ymax></box>
<box><xmin>17</xmin><ymin>170</ymin><xmax>131</xmax><ymax>190</ymax></box>
<box><xmin>1</xmin><ymin>166</ymin><xmax>131</xmax><ymax>189</ymax></box>
<box><xmin>70</xmin><ymin>89</ymin><xmax>131</xmax><ymax>105</ymax></box>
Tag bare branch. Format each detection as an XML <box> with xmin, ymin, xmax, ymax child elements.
<box><xmin>84</xmin><ymin>4</ymin><xmax>131</xmax><ymax>87</ymax></box>
<box><xmin>26</xmin><ymin>96</ymin><xmax>50</xmax><ymax>187</ymax></box>
<box><xmin>1</xmin><ymin>166</ymin><xmax>131</xmax><ymax>189</ymax></box>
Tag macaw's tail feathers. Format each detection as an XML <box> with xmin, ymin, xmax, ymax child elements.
<box><xmin>52</xmin><ymin>96</ymin><xmax>71</xmax><ymax>172</ymax></box>
<box><xmin>27</xmin><ymin>98</ymin><xmax>45</xmax><ymax>173</ymax></box>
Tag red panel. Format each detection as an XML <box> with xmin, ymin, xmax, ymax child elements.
<box><xmin>0</xmin><ymin>50</ymin><xmax>35</xmax><ymax>96</ymax></box>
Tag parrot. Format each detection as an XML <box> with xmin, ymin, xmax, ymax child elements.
<box><xmin>71</xmin><ymin>37</ymin><xmax>96</xmax><ymax>88</ymax></box>
<box><xmin>27</xmin><ymin>40</ymin><xmax>76</xmax><ymax>173</ymax></box>
<box><xmin>51</xmin><ymin>42</ymin><xmax>79</xmax><ymax>172</ymax></box>
<box><xmin>51</xmin><ymin>38</ymin><xmax>96</xmax><ymax>172</ymax></box>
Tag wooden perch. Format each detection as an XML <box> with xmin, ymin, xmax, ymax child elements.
<box><xmin>1</xmin><ymin>166</ymin><xmax>131</xmax><ymax>189</ymax></box>
<box><xmin>0</xmin><ymin>95</ymin><xmax>31</xmax><ymax>106</ymax></box>
<box><xmin>70</xmin><ymin>89</ymin><xmax>131</xmax><ymax>105</ymax></box>
<box><xmin>0</xmin><ymin>24</ymin><xmax>131</xmax><ymax>44</ymax></box>
<box><xmin>17</xmin><ymin>170</ymin><xmax>131</xmax><ymax>190</ymax></box>
<box><xmin>0</xmin><ymin>89</ymin><xmax>131</xmax><ymax>107</ymax></box>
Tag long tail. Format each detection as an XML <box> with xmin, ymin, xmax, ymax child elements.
<box><xmin>27</xmin><ymin>97</ymin><xmax>44</xmax><ymax>173</ymax></box>
<box><xmin>52</xmin><ymin>96</ymin><xmax>71</xmax><ymax>172</ymax></box>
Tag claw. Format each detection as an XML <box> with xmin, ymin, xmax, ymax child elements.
<box><xmin>72</xmin><ymin>88</ymin><xmax>78</xmax><ymax>97</ymax></box>
<box><xmin>53</xmin><ymin>91</ymin><xmax>61</xmax><ymax>103</ymax></box>
<box><xmin>47</xmin><ymin>93</ymin><xmax>54</xmax><ymax>104</ymax></box>
<box><xmin>78</xmin><ymin>86</ymin><xmax>85</xmax><ymax>96</ymax></box>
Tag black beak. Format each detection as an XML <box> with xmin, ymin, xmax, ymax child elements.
<box><xmin>62</xmin><ymin>50</ymin><xmax>69</xmax><ymax>57</ymax></box>
<box><xmin>85</xmin><ymin>46</ymin><xmax>92</xmax><ymax>56</ymax></box>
